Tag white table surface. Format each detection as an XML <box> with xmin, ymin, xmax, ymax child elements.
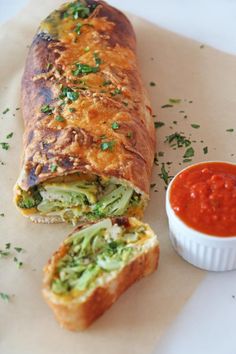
<box><xmin>1</xmin><ymin>1</ymin><xmax>236</xmax><ymax>354</ymax></box>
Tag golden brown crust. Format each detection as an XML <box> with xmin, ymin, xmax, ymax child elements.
<box><xmin>42</xmin><ymin>217</ymin><xmax>159</xmax><ymax>330</ymax></box>
<box><xmin>17</xmin><ymin>0</ymin><xmax>155</xmax><ymax>196</ymax></box>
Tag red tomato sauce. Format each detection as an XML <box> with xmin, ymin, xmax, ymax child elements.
<box><xmin>170</xmin><ymin>162</ymin><xmax>236</xmax><ymax>236</ymax></box>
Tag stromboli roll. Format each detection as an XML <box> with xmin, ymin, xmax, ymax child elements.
<box><xmin>43</xmin><ymin>217</ymin><xmax>159</xmax><ymax>330</ymax></box>
<box><xmin>14</xmin><ymin>0</ymin><xmax>156</xmax><ymax>224</ymax></box>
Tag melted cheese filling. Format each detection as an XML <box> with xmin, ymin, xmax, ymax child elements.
<box><xmin>16</xmin><ymin>175</ymin><xmax>143</xmax><ymax>224</ymax></box>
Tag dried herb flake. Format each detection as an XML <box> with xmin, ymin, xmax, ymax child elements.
<box><xmin>2</xmin><ymin>108</ymin><xmax>9</xmax><ymax>114</ymax></box>
<box><xmin>183</xmin><ymin>147</ymin><xmax>195</xmax><ymax>158</ymax></box>
<box><xmin>55</xmin><ymin>115</ymin><xmax>65</xmax><ymax>122</ymax></box>
<box><xmin>111</xmin><ymin>122</ymin><xmax>119</xmax><ymax>130</ymax></box>
<box><xmin>0</xmin><ymin>142</ymin><xmax>10</xmax><ymax>150</ymax></box>
<box><xmin>165</xmin><ymin>132</ymin><xmax>191</xmax><ymax>148</ymax></box>
<box><xmin>6</xmin><ymin>132</ymin><xmax>13</xmax><ymax>139</ymax></box>
<box><xmin>41</xmin><ymin>105</ymin><xmax>54</xmax><ymax>115</ymax></box>
<box><xmin>159</xmin><ymin>163</ymin><xmax>173</xmax><ymax>186</ymax></box>
<box><xmin>161</xmin><ymin>104</ymin><xmax>173</xmax><ymax>109</ymax></box>
<box><xmin>50</xmin><ymin>164</ymin><xmax>58</xmax><ymax>172</ymax></box>
<box><xmin>169</xmin><ymin>98</ymin><xmax>181</xmax><ymax>104</ymax></box>
<box><xmin>0</xmin><ymin>293</ymin><xmax>10</xmax><ymax>302</ymax></box>
<box><xmin>100</xmin><ymin>141</ymin><xmax>115</xmax><ymax>151</ymax></box>
<box><xmin>154</xmin><ymin>121</ymin><xmax>165</xmax><ymax>129</ymax></box>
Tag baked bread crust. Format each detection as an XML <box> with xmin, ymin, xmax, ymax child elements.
<box><xmin>15</xmin><ymin>0</ymin><xmax>155</xmax><ymax>201</ymax></box>
<box><xmin>42</xmin><ymin>217</ymin><xmax>159</xmax><ymax>330</ymax></box>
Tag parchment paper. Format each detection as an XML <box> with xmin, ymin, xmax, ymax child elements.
<box><xmin>1</xmin><ymin>1</ymin><xmax>236</xmax><ymax>353</ymax></box>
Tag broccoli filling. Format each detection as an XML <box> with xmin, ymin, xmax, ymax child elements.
<box><xmin>17</xmin><ymin>177</ymin><xmax>141</xmax><ymax>222</ymax></box>
<box><xmin>17</xmin><ymin>187</ymin><xmax>42</xmax><ymax>209</ymax></box>
<box><xmin>51</xmin><ymin>219</ymin><xmax>148</xmax><ymax>295</ymax></box>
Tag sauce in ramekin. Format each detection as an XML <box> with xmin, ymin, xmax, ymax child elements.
<box><xmin>170</xmin><ymin>162</ymin><xmax>236</xmax><ymax>236</ymax></box>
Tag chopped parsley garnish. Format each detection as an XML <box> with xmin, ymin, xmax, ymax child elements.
<box><xmin>41</xmin><ymin>105</ymin><xmax>54</xmax><ymax>114</ymax></box>
<box><xmin>67</xmin><ymin>91</ymin><xmax>79</xmax><ymax>101</ymax></box>
<box><xmin>149</xmin><ymin>81</ymin><xmax>156</xmax><ymax>86</ymax></box>
<box><xmin>154</xmin><ymin>153</ymin><xmax>159</xmax><ymax>166</ymax></box>
<box><xmin>69</xmin><ymin>107</ymin><xmax>76</xmax><ymax>113</ymax></box>
<box><xmin>183</xmin><ymin>158</ymin><xmax>192</xmax><ymax>163</ymax></box>
<box><xmin>183</xmin><ymin>147</ymin><xmax>195</xmax><ymax>158</ymax></box>
<box><xmin>158</xmin><ymin>151</ymin><xmax>164</xmax><ymax>157</ymax></box>
<box><xmin>50</xmin><ymin>164</ymin><xmax>58</xmax><ymax>172</ymax></box>
<box><xmin>6</xmin><ymin>132</ymin><xmax>13</xmax><ymax>139</ymax></box>
<box><xmin>55</xmin><ymin>115</ymin><xmax>65</xmax><ymax>122</ymax></box>
<box><xmin>84</xmin><ymin>46</ymin><xmax>90</xmax><ymax>52</ymax></box>
<box><xmin>59</xmin><ymin>86</ymin><xmax>79</xmax><ymax>101</ymax></box>
<box><xmin>0</xmin><ymin>292</ymin><xmax>10</xmax><ymax>302</ymax></box>
<box><xmin>154</xmin><ymin>121</ymin><xmax>165</xmax><ymax>129</ymax></box>
<box><xmin>62</xmin><ymin>1</ymin><xmax>91</xmax><ymax>20</ymax></box>
<box><xmin>74</xmin><ymin>22</ymin><xmax>83</xmax><ymax>35</ymax></box>
<box><xmin>14</xmin><ymin>257</ymin><xmax>23</xmax><ymax>269</ymax></box>
<box><xmin>159</xmin><ymin>163</ymin><xmax>173</xmax><ymax>186</ymax></box>
<box><xmin>111</xmin><ymin>88</ymin><xmax>122</xmax><ymax>96</ymax></box>
<box><xmin>72</xmin><ymin>63</ymin><xmax>99</xmax><ymax>76</ymax></box>
<box><xmin>169</xmin><ymin>98</ymin><xmax>181</xmax><ymax>104</ymax></box>
<box><xmin>203</xmin><ymin>146</ymin><xmax>208</xmax><ymax>154</ymax></box>
<box><xmin>111</xmin><ymin>122</ymin><xmax>119</xmax><ymax>130</ymax></box>
<box><xmin>102</xmin><ymin>80</ymin><xmax>112</xmax><ymax>86</ymax></box>
<box><xmin>161</xmin><ymin>104</ymin><xmax>173</xmax><ymax>109</ymax></box>
<box><xmin>0</xmin><ymin>142</ymin><xmax>10</xmax><ymax>150</ymax></box>
<box><xmin>191</xmin><ymin>124</ymin><xmax>200</xmax><ymax>129</ymax></box>
<box><xmin>2</xmin><ymin>108</ymin><xmax>9</xmax><ymax>114</ymax></box>
<box><xmin>72</xmin><ymin>52</ymin><xmax>101</xmax><ymax>76</ymax></box>
<box><xmin>14</xmin><ymin>247</ymin><xmax>23</xmax><ymax>253</ymax></box>
<box><xmin>100</xmin><ymin>141</ymin><xmax>115</xmax><ymax>151</ymax></box>
<box><xmin>94</xmin><ymin>52</ymin><xmax>102</xmax><ymax>66</ymax></box>
<box><xmin>226</xmin><ymin>128</ymin><xmax>234</xmax><ymax>132</ymax></box>
<box><xmin>0</xmin><ymin>242</ymin><xmax>26</xmax><ymax>275</ymax></box>
<box><xmin>165</xmin><ymin>132</ymin><xmax>191</xmax><ymax>148</ymax></box>
<box><xmin>0</xmin><ymin>250</ymin><xmax>10</xmax><ymax>257</ymax></box>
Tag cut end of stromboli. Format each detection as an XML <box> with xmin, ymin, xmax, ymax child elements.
<box><xmin>42</xmin><ymin>217</ymin><xmax>159</xmax><ymax>330</ymax></box>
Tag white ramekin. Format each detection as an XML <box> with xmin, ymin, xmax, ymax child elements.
<box><xmin>166</xmin><ymin>163</ymin><xmax>236</xmax><ymax>272</ymax></box>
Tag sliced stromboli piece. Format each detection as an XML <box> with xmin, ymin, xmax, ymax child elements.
<box><xmin>42</xmin><ymin>217</ymin><xmax>159</xmax><ymax>330</ymax></box>
<box><xmin>14</xmin><ymin>0</ymin><xmax>156</xmax><ymax>224</ymax></box>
